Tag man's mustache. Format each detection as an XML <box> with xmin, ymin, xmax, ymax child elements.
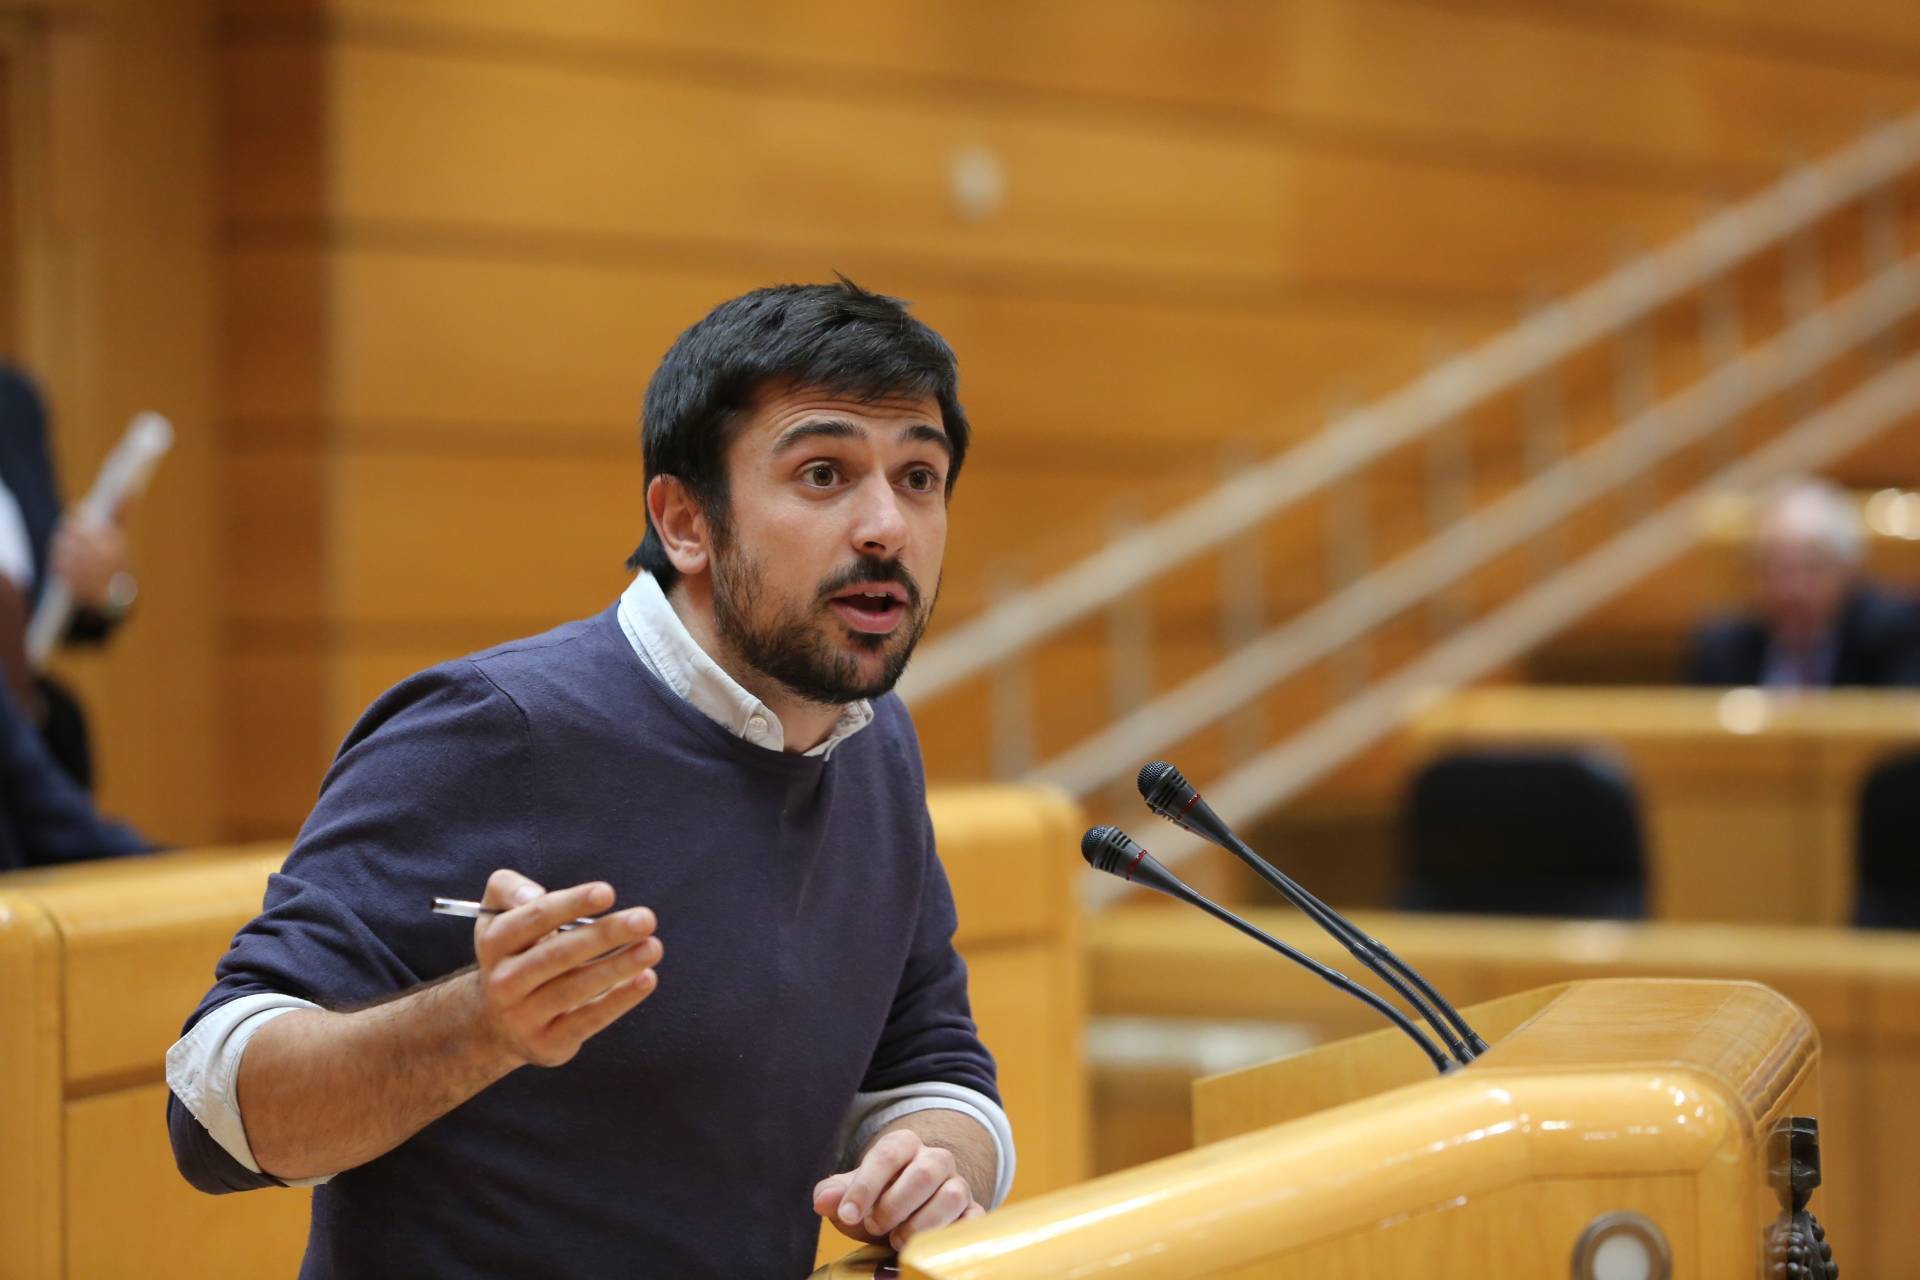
<box><xmin>817</xmin><ymin>559</ymin><xmax>923</xmax><ymax>612</ymax></box>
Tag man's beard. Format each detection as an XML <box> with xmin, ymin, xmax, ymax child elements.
<box><xmin>710</xmin><ymin>541</ymin><xmax>935</xmax><ymax>706</ymax></box>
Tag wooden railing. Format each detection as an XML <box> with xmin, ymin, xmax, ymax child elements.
<box><xmin>898</xmin><ymin>114</ymin><xmax>1920</xmax><ymax>896</ymax></box>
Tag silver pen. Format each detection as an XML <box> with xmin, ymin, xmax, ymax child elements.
<box><xmin>430</xmin><ymin>897</ymin><xmax>598</xmax><ymax>932</ymax></box>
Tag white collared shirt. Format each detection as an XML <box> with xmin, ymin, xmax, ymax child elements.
<box><xmin>0</xmin><ymin>476</ymin><xmax>35</xmax><ymax>591</ymax></box>
<box><xmin>617</xmin><ymin>571</ymin><xmax>874</xmax><ymax>757</ymax></box>
<box><xmin>166</xmin><ymin>576</ymin><xmax>1014</xmax><ymax>1204</ymax></box>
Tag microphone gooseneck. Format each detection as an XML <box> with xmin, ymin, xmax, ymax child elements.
<box><xmin>1081</xmin><ymin>826</ymin><xmax>1454</xmax><ymax>1075</ymax></box>
<box><xmin>1137</xmin><ymin>762</ymin><xmax>1489</xmax><ymax>1060</ymax></box>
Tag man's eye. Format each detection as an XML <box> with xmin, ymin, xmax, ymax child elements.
<box><xmin>804</xmin><ymin>464</ymin><xmax>838</xmax><ymax>486</ymax></box>
<box><xmin>904</xmin><ymin>468</ymin><xmax>938</xmax><ymax>492</ymax></box>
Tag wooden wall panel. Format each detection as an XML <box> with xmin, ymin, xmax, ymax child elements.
<box><xmin>220</xmin><ymin>41</ymin><xmax>1719</xmax><ymax>299</ymax></box>
<box><xmin>265</xmin><ymin>44</ymin><xmax>1290</xmax><ymax>281</ymax></box>
<box><xmin>1550</xmin><ymin>0</ymin><xmax>1920</xmax><ymax>59</ymax></box>
<box><xmin>222</xmin><ymin>246</ymin><xmax>1500</xmax><ymax>451</ymax></box>
<box><xmin>0</xmin><ymin>40</ymin><xmax>15</xmax><ymax>355</ymax></box>
<box><xmin>213</xmin><ymin>0</ymin><xmax>1920</xmax><ymax>838</ymax></box>
<box><xmin>271</xmin><ymin>0</ymin><xmax>1920</xmax><ymax>178</ymax></box>
<box><xmin>8</xmin><ymin>0</ymin><xmax>222</xmax><ymax>844</ymax></box>
<box><xmin>1257</xmin><ymin>0</ymin><xmax>1917</xmax><ymax>172</ymax></box>
<box><xmin>225</xmin><ymin>647</ymin><xmax>325</xmax><ymax>838</ymax></box>
<box><xmin>224</xmin><ymin>450</ymin><xmax>327</xmax><ymax>622</ymax></box>
<box><xmin>331</xmin><ymin>452</ymin><xmax>640</xmax><ymax>622</ymax></box>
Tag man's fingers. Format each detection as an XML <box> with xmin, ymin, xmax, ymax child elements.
<box><xmin>867</xmin><ymin>1145</ymin><xmax>957</xmax><ymax>1237</ymax></box>
<box><xmin>812</xmin><ymin>1174</ymin><xmax>850</xmax><ymax>1216</ymax></box>
<box><xmin>480</xmin><ymin>868</ymin><xmax>545</xmax><ymax>911</ymax></box>
<box><xmin>889</xmin><ymin>1176</ymin><xmax>975</xmax><ymax>1249</ymax></box>
<box><xmin>493</xmin><ymin>907</ymin><xmax>657</xmax><ymax>1003</ymax></box>
<box><xmin>537</xmin><ymin>967</ymin><xmax>657</xmax><ymax>1054</ymax></box>
<box><xmin>836</xmin><ymin>1131</ymin><xmax>920</xmax><ymax>1227</ymax></box>
<box><xmin>479</xmin><ymin>880</ymin><xmax>616</xmax><ymax>961</ymax></box>
<box><xmin>475</xmin><ymin>870</ymin><xmax>545</xmax><ymax>952</ymax></box>
<box><xmin>523</xmin><ymin>935</ymin><xmax>663</xmax><ymax>1022</ymax></box>
<box><xmin>815</xmin><ymin>1175</ymin><xmax>882</xmax><ymax>1245</ymax></box>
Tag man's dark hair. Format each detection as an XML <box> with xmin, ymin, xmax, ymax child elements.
<box><xmin>629</xmin><ymin>278</ymin><xmax>970</xmax><ymax>590</ymax></box>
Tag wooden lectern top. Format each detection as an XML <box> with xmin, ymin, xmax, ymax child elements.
<box><xmin>891</xmin><ymin>979</ymin><xmax>1820</xmax><ymax>1279</ymax></box>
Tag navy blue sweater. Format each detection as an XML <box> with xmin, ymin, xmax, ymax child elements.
<box><xmin>168</xmin><ymin>607</ymin><xmax>997</xmax><ymax>1278</ymax></box>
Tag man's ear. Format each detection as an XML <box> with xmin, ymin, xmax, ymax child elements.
<box><xmin>646</xmin><ymin>474</ymin><xmax>710</xmax><ymax>577</ymax></box>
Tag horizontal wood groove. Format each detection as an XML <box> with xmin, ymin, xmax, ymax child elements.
<box><xmin>212</xmin><ymin>416</ymin><xmax>1358</xmax><ymax>472</ymax></box>
<box><xmin>1433</xmin><ymin>0</ymin><xmax>1920</xmax><ymax>78</ymax></box>
<box><xmin>211</xmin><ymin>11</ymin><xmax>1809</xmax><ymax>194</ymax></box>
<box><xmin>216</xmin><ymin>0</ymin><xmax>1920</xmax><ymax>78</ymax></box>
<box><xmin>65</xmin><ymin>1064</ymin><xmax>163</xmax><ymax>1102</ymax></box>
<box><xmin>220</xmin><ymin>216</ymin><xmax>1536</xmax><ymax>316</ymax></box>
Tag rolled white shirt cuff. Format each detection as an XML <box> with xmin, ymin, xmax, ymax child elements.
<box><xmin>164</xmin><ymin>991</ymin><xmax>334</xmax><ymax>1187</ymax></box>
<box><xmin>836</xmin><ymin>1082</ymin><xmax>1016</xmax><ymax>1209</ymax></box>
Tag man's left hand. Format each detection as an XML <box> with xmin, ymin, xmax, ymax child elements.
<box><xmin>813</xmin><ymin>1129</ymin><xmax>985</xmax><ymax>1251</ymax></box>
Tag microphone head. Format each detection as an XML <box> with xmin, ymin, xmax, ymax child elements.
<box><xmin>1137</xmin><ymin>760</ymin><xmax>1193</xmax><ymax>819</ymax></box>
<box><xmin>1080</xmin><ymin>824</ymin><xmax>1189</xmax><ymax>898</ymax></box>
<box><xmin>1080</xmin><ymin>824</ymin><xmax>1138</xmax><ymax>876</ymax></box>
<box><xmin>1138</xmin><ymin>759</ymin><xmax>1242</xmax><ymax>855</ymax></box>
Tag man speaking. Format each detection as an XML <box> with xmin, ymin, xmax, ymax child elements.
<box><xmin>165</xmin><ymin>281</ymin><xmax>1011</xmax><ymax>1276</ymax></box>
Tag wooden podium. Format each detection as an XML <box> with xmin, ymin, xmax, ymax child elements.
<box><xmin>824</xmin><ymin>979</ymin><xmax>1834</xmax><ymax>1279</ymax></box>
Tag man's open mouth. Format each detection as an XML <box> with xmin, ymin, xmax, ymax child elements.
<box><xmin>829</xmin><ymin>584</ymin><xmax>908</xmax><ymax>634</ymax></box>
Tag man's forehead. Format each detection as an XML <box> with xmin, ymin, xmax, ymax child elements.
<box><xmin>743</xmin><ymin>383</ymin><xmax>943</xmax><ymax>435</ymax></box>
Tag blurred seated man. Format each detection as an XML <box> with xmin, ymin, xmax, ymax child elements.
<box><xmin>0</xmin><ymin>676</ymin><xmax>150</xmax><ymax>871</ymax></box>
<box><xmin>0</xmin><ymin>364</ymin><xmax>140</xmax><ymax>791</ymax></box>
<box><xmin>1686</xmin><ymin>479</ymin><xmax>1920</xmax><ymax>688</ymax></box>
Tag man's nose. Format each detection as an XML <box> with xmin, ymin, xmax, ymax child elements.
<box><xmin>851</xmin><ymin>475</ymin><xmax>908</xmax><ymax>555</ymax></box>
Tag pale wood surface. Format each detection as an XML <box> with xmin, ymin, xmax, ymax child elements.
<box><xmin>0</xmin><ymin>37</ymin><xmax>14</xmax><ymax>357</ymax></box>
<box><xmin>1090</xmin><ymin>906</ymin><xmax>1920</xmax><ymax>1277</ymax></box>
<box><xmin>7</xmin><ymin>0</ymin><xmax>222</xmax><ymax>845</ymax></box>
<box><xmin>812</xmin><ymin>1245</ymin><xmax>896</xmax><ymax>1278</ymax></box>
<box><xmin>0</xmin><ymin>786</ymin><xmax>1086</xmax><ymax>1278</ymax></box>
<box><xmin>1409</xmin><ymin>686</ymin><xmax>1920</xmax><ymax>924</ymax></box>
<box><xmin>32</xmin><ymin>0</ymin><xmax>1920</xmax><ymax>843</ymax></box>
<box><xmin>1190</xmin><ymin>985</ymin><xmax>1562</xmax><ymax>1142</ymax></box>
<box><xmin>257</xmin><ymin>0</ymin><xmax>1920</xmax><ymax>180</ymax></box>
<box><xmin>207</xmin><ymin>0</ymin><xmax>1920</xmax><ymax>839</ymax></box>
<box><xmin>64</xmin><ymin>1086</ymin><xmax>313</xmax><ymax>1279</ymax></box>
<box><xmin>0</xmin><ymin>889</ymin><xmax>62</xmax><ymax>1277</ymax></box>
<box><xmin>898</xmin><ymin>979</ymin><xmax>1814</xmax><ymax>1279</ymax></box>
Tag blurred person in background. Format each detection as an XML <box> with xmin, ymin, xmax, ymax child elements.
<box><xmin>1686</xmin><ymin>478</ymin><xmax>1920</xmax><ymax>688</ymax></box>
<box><xmin>0</xmin><ymin>364</ymin><xmax>141</xmax><ymax>791</ymax></box>
<box><xmin>0</xmin><ymin>675</ymin><xmax>150</xmax><ymax>871</ymax></box>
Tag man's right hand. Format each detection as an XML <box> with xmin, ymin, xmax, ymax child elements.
<box><xmin>473</xmin><ymin>869</ymin><xmax>663</xmax><ymax>1068</ymax></box>
<box><xmin>236</xmin><ymin>869</ymin><xmax>665</xmax><ymax>1181</ymax></box>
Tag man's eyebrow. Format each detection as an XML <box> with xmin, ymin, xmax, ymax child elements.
<box><xmin>770</xmin><ymin>418</ymin><xmax>953</xmax><ymax>459</ymax></box>
<box><xmin>904</xmin><ymin>423</ymin><xmax>953</xmax><ymax>459</ymax></box>
<box><xmin>770</xmin><ymin>419</ymin><xmax>864</xmax><ymax>455</ymax></box>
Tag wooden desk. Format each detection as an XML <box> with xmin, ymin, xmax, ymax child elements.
<box><xmin>1090</xmin><ymin>906</ymin><xmax>1920</xmax><ymax>1278</ymax></box>
<box><xmin>895</xmin><ymin>979</ymin><xmax>1820</xmax><ymax>1278</ymax></box>
<box><xmin>0</xmin><ymin>785</ymin><xmax>1087</xmax><ymax>1279</ymax></box>
<box><xmin>1410</xmin><ymin>686</ymin><xmax>1920</xmax><ymax>924</ymax></box>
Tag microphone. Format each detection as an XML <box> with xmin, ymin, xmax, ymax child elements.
<box><xmin>1082</xmin><ymin>825</ymin><xmax>1454</xmax><ymax>1075</ymax></box>
<box><xmin>1138</xmin><ymin>762</ymin><xmax>1489</xmax><ymax>1060</ymax></box>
